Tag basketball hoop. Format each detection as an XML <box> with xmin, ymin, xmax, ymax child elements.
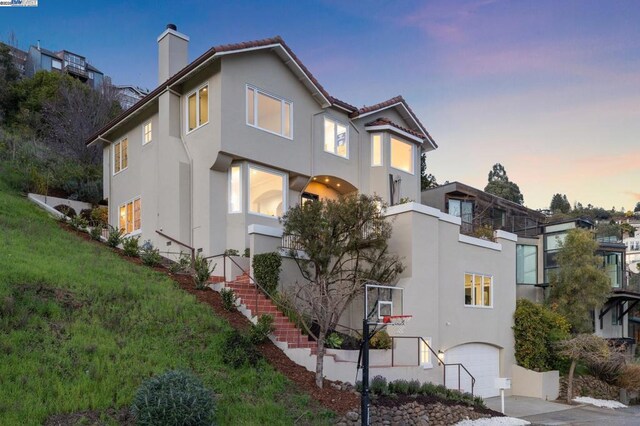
<box><xmin>382</xmin><ymin>315</ymin><xmax>412</xmax><ymax>334</ymax></box>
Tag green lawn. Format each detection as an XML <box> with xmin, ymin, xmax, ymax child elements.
<box><xmin>0</xmin><ymin>180</ymin><xmax>333</xmax><ymax>425</ymax></box>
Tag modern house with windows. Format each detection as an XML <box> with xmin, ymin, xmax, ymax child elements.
<box><xmin>115</xmin><ymin>85</ymin><xmax>150</xmax><ymax>110</ymax></box>
<box><xmin>87</xmin><ymin>25</ymin><xmax>524</xmax><ymax>398</ymax></box>
<box><xmin>25</xmin><ymin>44</ymin><xmax>105</xmax><ymax>90</ymax></box>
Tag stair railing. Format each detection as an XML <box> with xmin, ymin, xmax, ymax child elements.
<box><xmin>155</xmin><ymin>230</ymin><xmax>196</xmax><ymax>267</ymax></box>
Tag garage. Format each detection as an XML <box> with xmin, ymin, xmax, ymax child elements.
<box><xmin>444</xmin><ymin>343</ymin><xmax>500</xmax><ymax>398</ymax></box>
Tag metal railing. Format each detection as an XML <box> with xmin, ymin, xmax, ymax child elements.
<box><xmin>155</xmin><ymin>230</ymin><xmax>196</xmax><ymax>263</ymax></box>
<box><xmin>390</xmin><ymin>336</ymin><xmax>476</xmax><ymax>396</ymax></box>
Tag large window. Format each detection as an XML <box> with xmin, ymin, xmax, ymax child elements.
<box><xmin>229</xmin><ymin>165</ymin><xmax>242</xmax><ymax>213</ymax></box>
<box><xmin>119</xmin><ymin>197</ymin><xmax>141</xmax><ymax>234</ymax></box>
<box><xmin>464</xmin><ymin>273</ymin><xmax>492</xmax><ymax>307</ymax></box>
<box><xmin>371</xmin><ymin>133</ymin><xmax>382</xmax><ymax>166</ymax></box>
<box><xmin>390</xmin><ymin>137</ymin><xmax>414</xmax><ymax>174</ymax></box>
<box><xmin>248</xmin><ymin>166</ymin><xmax>286</xmax><ymax>217</ymax></box>
<box><xmin>143</xmin><ymin>121</ymin><xmax>152</xmax><ymax>145</ymax></box>
<box><xmin>419</xmin><ymin>338</ymin><xmax>432</xmax><ymax>367</ymax></box>
<box><xmin>246</xmin><ymin>86</ymin><xmax>292</xmax><ymax>138</ymax></box>
<box><xmin>448</xmin><ymin>199</ymin><xmax>473</xmax><ymax>225</ymax></box>
<box><xmin>324</xmin><ymin>117</ymin><xmax>348</xmax><ymax>158</ymax></box>
<box><xmin>604</xmin><ymin>252</ymin><xmax>622</xmax><ymax>288</ymax></box>
<box><xmin>516</xmin><ymin>245</ymin><xmax>537</xmax><ymax>284</ymax></box>
<box><xmin>113</xmin><ymin>138</ymin><xmax>128</xmax><ymax>174</ymax></box>
<box><xmin>187</xmin><ymin>85</ymin><xmax>209</xmax><ymax>132</ymax></box>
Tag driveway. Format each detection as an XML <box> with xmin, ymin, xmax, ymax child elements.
<box><xmin>484</xmin><ymin>395</ymin><xmax>640</xmax><ymax>425</ymax></box>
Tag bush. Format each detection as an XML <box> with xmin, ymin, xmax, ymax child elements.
<box><xmin>369</xmin><ymin>329</ymin><xmax>392</xmax><ymax>350</ymax></box>
<box><xmin>193</xmin><ymin>253</ymin><xmax>214</xmax><ymax>290</ymax></box>
<box><xmin>252</xmin><ymin>252</ymin><xmax>281</xmax><ymax>295</ymax></box>
<box><xmin>69</xmin><ymin>215</ymin><xmax>88</xmax><ymax>231</ymax></box>
<box><xmin>106</xmin><ymin>226</ymin><xmax>123</xmax><ymax>248</ymax></box>
<box><xmin>89</xmin><ymin>224</ymin><xmax>104</xmax><ymax>241</ymax></box>
<box><xmin>54</xmin><ymin>204</ymin><xmax>76</xmax><ymax>218</ymax></box>
<box><xmin>131</xmin><ymin>370</ymin><xmax>215</xmax><ymax>426</ymax></box>
<box><xmin>220</xmin><ymin>288</ymin><xmax>237</xmax><ymax>311</ymax></box>
<box><xmin>370</xmin><ymin>375</ymin><xmax>388</xmax><ymax>395</ymax></box>
<box><xmin>224</xmin><ymin>249</ymin><xmax>240</xmax><ymax>256</ymax></box>
<box><xmin>325</xmin><ymin>332</ymin><xmax>343</xmax><ymax>349</ymax></box>
<box><xmin>221</xmin><ymin>332</ymin><xmax>261</xmax><ymax>368</ymax></box>
<box><xmin>250</xmin><ymin>314</ymin><xmax>275</xmax><ymax>344</ymax></box>
<box><xmin>389</xmin><ymin>379</ymin><xmax>409</xmax><ymax>395</ymax></box>
<box><xmin>140</xmin><ymin>240</ymin><xmax>162</xmax><ymax>267</ymax></box>
<box><xmin>407</xmin><ymin>379</ymin><xmax>420</xmax><ymax>395</ymax></box>
<box><xmin>90</xmin><ymin>206</ymin><xmax>108</xmax><ymax>225</ymax></box>
<box><xmin>243</xmin><ymin>248</ymin><xmax>250</xmax><ymax>258</ymax></box>
<box><xmin>513</xmin><ymin>299</ymin><xmax>570</xmax><ymax>371</ymax></box>
<box><xmin>617</xmin><ymin>363</ymin><xmax>640</xmax><ymax>391</ymax></box>
<box><xmin>122</xmin><ymin>236</ymin><xmax>140</xmax><ymax>257</ymax></box>
<box><xmin>79</xmin><ymin>208</ymin><xmax>92</xmax><ymax>222</ymax></box>
<box><xmin>419</xmin><ymin>381</ymin><xmax>438</xmax><ymax>396</ymax></box>
<box><xmin>169</xmin><ymin>252</ymin><xmax>192</xmax><ymax>274</ymax></box>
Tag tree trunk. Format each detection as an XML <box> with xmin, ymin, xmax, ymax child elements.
<box><xmin>315</xmin><ymin>331</ymin><xmax>326</xmax><ymax>388</ymax></box>
<box><xmin>567</xmin><ymin>359</ymin><xmax>576</xmax><ymax>404</ymax></box>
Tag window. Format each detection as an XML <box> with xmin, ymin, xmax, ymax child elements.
<box><xmin>187</xmin><ymin>85</ymin><xmax>209</xmax><ymax>132</ymax></box>
<box><xmin>248</xmin><ymin>166</ymin><xmax>286</xmax><ymax>217</ymax></box>
<box><xmin>88</xmin><ymin>71</ymin><xmax>95</xmax><ymax>80</ymax></box>
<box><xmin>301</xmin><ymin>192</ymin><xmax>319</xmax><ymax>205</ymax></box>
<box><xmin>119</xmin><ymin>197</ymin><xmax>141</xmax><ymax>234</ymax></box>
<box><xmin>113</xmin><ymin>138</ymin><xmax>128</xmax><ymax>174</ymax></box>
<box><xmin>448</xmin><ymin>199</ymin><xmax>473</xmax><ymax>225</ymax></box>
<box><xmin>390</xmin><ymin>137</ymin><xmax>414</xmax><ymax>174</ymax></box>
<box><xmin>419</xmin><ymin>339</ymin><xmax>432</xmax><ymax>367</ymax></box>
<box><xmin>516</xmin><ymin>245</ymin><xmax>537</xmax><ymax>284</ymax></box>
<box><xmin>371</xmin><ymin>133</ymin><xmax>383</xmax><ymax>166</ymax></box>
<box><xmin>604</xmin><ymin>252</ymin><xmax>622</xmax><ymax>288</ymax></box>
<box><xmin>324</xmin><ymin>117</ymin><xmax>348</xmax><ymax>158</ymax></box>
<box><xmin>229</xmin><ymin>165</ymin><xmax>242</xmax><ymax>213</ymax></box>
<box><xmin>51</xmin><ymin>59</ymin><xmax>62</xmax><ymax>70</ymax></box>
<box><xmin>612</xmin><ymin>303</ymin><xmax>623</xmax><ymax>326</ymax></box>
<box><xmin>464</xmin><ymin>273</ymin><xmax>492</xmax><ymax>307</ymax></box>
<box><xmin>143</xmin><ymin>121</ymin><xmax>152</xmax><ymax>145</ymax></box>
<box><xmin>246</xmin><ymin>86</ymin><xmax>292</xmax><ymax>138</ymax></box>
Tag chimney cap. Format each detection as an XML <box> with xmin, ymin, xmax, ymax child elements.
<box><xmin>166</xmin><ymin>23</ymin><xmax>177</xmax><ymax>31</ymax></box>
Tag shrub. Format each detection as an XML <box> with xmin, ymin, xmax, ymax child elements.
<box><xmin>370</xmin><ymin>375</ymin><xmax>388</xmax><ymax>395</ymax></box>
<box><xmin>221</xmin><ymin>332</ymin><xmax>261</xmax><ymax>368</ymax></box>
<box><xmin>617</xmin><ymin>363</ymin><xmax>640</xmax><ymax>391</ymax></box>
<box><xmin>389</xmin><ymin>379</ymin><xmax>409</xmax><ymax>395</ymax></box>
<box><xmin>419</xmin><ymin>381</ymin><xmax>438</xmax><ymax>396</ymax></box>
<box><xmin>224</xmin><ymin>249</ymin><xmax>240</xmax><ymax>256</ymax></box>
<box><xmin>131</xmin><ymin>370</ymin><xmax>215</xmax><ymax>426</ymax></box>
<box><xmin>193</xmin><ymin>253</ymin><xmax>215</xmax><ymax>290</ymax></box>
<box><xmin>325</xmin><ymin>332</ymin><xmax>343</xmax><ymax>349</ymax></box>
<box><xmin>252</xmin><ymin>252</ymin><xmax>282</xmax><ymax>295</ymax></box>
<box><xmin>355</xmin><ymin>380</ymin><xmax>363</xmax><ymax>392</ymax></box>
<box><xmin>243</xmin><ymin>248</ymin><xmax>250</xmax><ymax>258</ymax></box>
<box><xmin>473</xmin><ymin>224</ymin><xmax>494</xmax><ymax>240</ymax></box>
<box><xmin>90</xmin><ymin>206</ymin><xmax>108</xmax><ymax>225</ymax></box>
<box><xmin>140</xmin><ymin>240</ymin><xmax>162</xmax><ymax>267</ymax></box>
<box><xmin>250</xmin><ymin>314</ymin><xmax>275</xmax><ymax>344</ymax></box>
<box><xmin>89</xmin><ymin>224</ymin><xmax>104</xmax><ymax>241</ymax></box>
<box><xmin>122</xmin><ymin>236</ymin><xmax>140</xmax><ymax>257</ymax></box>
<box><xmin>169</xmin><ymin>252</ymin><xmax>192</xmax><ymax>274</ymax></box>
<box><xmin>79</xmin><ymin>208</ymin><xmax>92</xmax><ymax>222</ymax></box>
<box><xmin>106</xmin><ymin>226</ymin><xmax>123</xmax><ymax>248</ymax></box>
<box><xmin>407</xmin><ymin>379</ymin><xmax>420</xmax><ymax>395</ymax></box>
<box><xmin>54</xmin><ymin>204</ymin><xmax>76</xmax><ymax>218</ymax></box>
<box><xmin>69</xmin><ymin>215</ymin><xmax>88</xmax><ymax>231</ymax></box>
<box><xmin>220</xmin><ymin>288</ymin><xmax>237</xmax><ymax>311</ymax></box>
<box><xmin>369</xmin><ymin>329</ymin><xmax>392</xmax><ymax>350</ymax></box>
<box><xmin>513</xmin><ymin>299</ymin><xmax>570</xmax><ymax>371</ymax></box>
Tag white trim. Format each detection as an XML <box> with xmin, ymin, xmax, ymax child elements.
<box><xmin>185</xmin><ymin>82</ymin><xmax>209</xmax><ymax>134</ymax></box>
<box><xmin>247</xmin><ymin>224</ymin><xmax>283</xmax><ymax>238</ymax></box>
<box><xmin>157</xmin><ymin>28</ymin><xmax>190</xmax><ymax>43</ymax></box>
<box><xmin>112</xmin><ymin>138</ymin><xmax>128</xmax><ymax>175</ymax></box>
<box><xmin>384</xmin><ymin>202</ymin><xmax>463</xmax><ymax>225</ymax></box>
<box><xmin>142</xmin><ymin>120</ymin><xmax>152</xmax><ymax>145</ymax></box>
<box><xmin>246</xmin><ymin>84</ymin><xmax>293</xmax><ymax>140</ymax></box>
<box><xmin>323</xmin><ymin>116</ymin><xmax>349</xmax><ymax>159</ymax></box>
<box><xmin>371</xmin><ymin>133</ymin><xmax>383</xmax><ymax>167</ymax></box>
<box><xmin>247</xmin><ymin>164</ymin><xmax>288</xmax><ymax>218</ymax></box>
<box><xmin>464</xmin><ymin>272</ymin><xmax>494</xmax><ymax>308</ymax></box>
<box><xmin>390</xmin><ymin>136</ymin><xmax>415</xmax><ymax>175</ymax></box>
<box><xmin>27</xmin><ymin>194</ymin><xmax>66</xmax><ymax>218</ymax></box>
<box><xmin>118</xmin><ymin>196</ymin><xmax>142</xmax><ymax>235</ymax></box>
<box><xmin>495</xmin><ymin>229</ymin><xmax>518</xmax><ymax>242</ymax></box>
<box><xmin>228</xmin><ymin>164</ymin><xmax>242</xmax><ymax>213</ymax></box>
<box><xmin>366</xmin><ymin>124</ymin><xmax>424</xmax><ymax>144</ymax></box>
<box><xmin>459</xmin><ymin>234</ymin><xmax>502</xmax><ymax>251</ymax></box>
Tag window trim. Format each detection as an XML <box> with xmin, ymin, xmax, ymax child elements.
<box><xmin>419</xmin><ymin>338</ymin><xmax>434</xmax><ymax>369</ymax></box>
<box><xmin>371</xmin><ymin>133</ymin><xmax>383</xmax><ymax>167</ymax></box>
<box><xmin>323</xmin><ymin>116</ymin><xmax>349</xmax><ymax>159</ymax></box>
<box><xmin>247</xmin><ymin>164</ymin><xmax>288</xmax><ymax>219</ymax></box>
<box><xmin>228</xmin><ymin>164</ymin><xmax>243</xmax><ymax>214</ymax></box>
<box><xmin>113</xmin><ymin>137</ymin><xmax>128</xmax><ymax>175</ymax></box>
<box><xmin>390</xmin><ymin>136</ymin><xmax>415</xmax><ymax>175</ymax></box>
<box><xmin>464</xmin><ymin>272</ymin><xmax>493</xmax><ymax>309</ymax></box>
<box><xmin>118</xmin><ymin>196</ymin><xmax>142</xmax><ymax>235</ymax></box>
<box><xmin>142</xmin><ymin>120</ymin><xmax>152</xmax><ymax>145</ymax></box>
<box><xmin>245</xmin><ymin>84</ymin><xmax>293</xmax><ymax>140</ymax></box>
<box><xmin>516</xmin><ymin>244</ymin><xmax>538</xmax><ymax>285</ymax></box>
<box><xmin>185</xmin><ymin>82</ymin><xmax>209</xmax><ymax>134</ymax></box>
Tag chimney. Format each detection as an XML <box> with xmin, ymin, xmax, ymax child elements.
<box><xmin>157</xmin><ymin>23</ymin><xmax>189</xmax><ymax>84</ymax></box>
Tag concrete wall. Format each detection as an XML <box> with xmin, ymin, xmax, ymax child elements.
<box><xmin>511</xmin><ymin>364</ymin><xmax>559</xmax><ymax>401</ymax></box>
<box><xmin>28</xmin><ymin>193</ymin><xmax>92</xmax><ymax>215</ymax></box>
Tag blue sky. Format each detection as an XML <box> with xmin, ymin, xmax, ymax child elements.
<box><xmin>2</xmin><ymin>0</ymin><xmax>639</xmax><ymax>210</ymax></box>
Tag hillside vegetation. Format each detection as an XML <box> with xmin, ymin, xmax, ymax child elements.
<box><xmin>0</xmin><ymin>178</ymin><xmax>331</xmax><ymax>425</ymax></box>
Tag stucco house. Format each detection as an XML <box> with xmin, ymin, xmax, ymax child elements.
<box><xmin>87</xmin><ymin>25</ymin><xmax>520</xmax><ymax>398</ymax></box>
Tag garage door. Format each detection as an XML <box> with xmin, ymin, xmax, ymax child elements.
<box><xmin>444</xmin><ymin>343</ymin><xmax>500</xmax><ymax>398</ymax></box>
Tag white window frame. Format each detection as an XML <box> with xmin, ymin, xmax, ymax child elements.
<box><xmin>323</xmin><ymin>116</ymin><xmax>349</xmax><ymax>159</ymax></box>
<box><xmin>113</xmin><ymin>138</ymin><xmax>128</xmax><ymax>175</ymax></box>
<box><xmin>185</xmin><ymin>83</ymin><xmax>209</xmax><ymax>134</ymax></box>
<box><xmin>228</xmin><ymin>164</ymin><xmax>242</xmax><ymax>214</ymax></box>
<box><xmin>51</xmin><ymin>59</ymin><xmax>62</xmax><ymax>70</ymax></box>
<box><xmin>419</xmin><ymin>338</ymin><xmax>433</xmax><ymax>369</ymax></box>
<box><xmin>118</xmin><ymin>196</ymin><xmax>142</xmax><ymax>236</ymax></box>
<box><xmin>142</xmin><ymin>121</ymin><xmax>152</xmax><ymax>145</ymax></box>
<box><xmin>371</xmin><ymin>133</ymin><xmax>383</xmax><ymax>167</ymax></box>
<box><xmin>247</xmin><ymin>164</ymin><xmax>288</xmax><ymax>219</ymax></box>
<box><xmin>464</xmin><ymin>272</ymin><xmax>493</xmax><ymax>308</ymax></box>
<box><xmin>390</xmin><ymin>136</ymin><xmax>415</xmax><ymax>175</ymax></box>
<box><xmin>245</xmin><ymin>84</ymin><xmax>293</xmax><ymax>140</ymax></box>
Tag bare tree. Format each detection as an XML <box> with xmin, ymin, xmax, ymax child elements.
<box><xmin>281</xmin><ymin>194</ymin><xmax>404</xmax><ymax>388</ymax></box>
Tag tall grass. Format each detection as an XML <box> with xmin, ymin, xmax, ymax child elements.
<box><xmin>0</xmin><ymin>179</ymin><xmax>333</xmax><ymax>425</ymax></box>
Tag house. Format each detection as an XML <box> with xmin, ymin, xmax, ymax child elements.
<box><xmin>25</xmin><ymin>44</ymin><xmax>105</xmax><ymax>90</ymax></box>
<box><xmin>114</xmin><ymin>85</ymin><xmax>150</xmax><ymax>110</ymax></box>
<box><xmin>0</xmin><ymin>42</ymin><xmax>28</xmax><ymax>76</ymax></box>
<box><xmin>87</xmin><ymin>25</ymin><xmax>520</xmax><ymax>398</ymax></box>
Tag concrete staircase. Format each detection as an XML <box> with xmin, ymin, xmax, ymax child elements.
<box><xmin>211</xmin><ymin>273</ymin><xmax>316</xmax><ymax>350</ymax></box>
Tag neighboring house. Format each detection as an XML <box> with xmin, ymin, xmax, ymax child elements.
<box><xmin>25</xmin><ymin>44</ymin><xmax>105</xmax><ymax>90</ymax></box>
<box><xmin>86</xmin><ymin>25</ymin><xmax>521</xmax><ymax>398</ymax></box>
<box><xmin>622</xmin><ymin>222</ymin><xmax>640</xmax><ymax>274</ymax></box>
<box><xmin>115</xmin><ymin>85</ymin><xmax>150</xmax><ymax>110</ymax></box>
<box><xmin>0</xmin><ymin>42</ymin><xmax>28</xmax><ymax>76</ymax></box>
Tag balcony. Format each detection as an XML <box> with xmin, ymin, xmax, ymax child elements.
<box><xmin>63</xmin><ymin>64</ymin><xmax>88</xmax><ymax>80</ymax></box>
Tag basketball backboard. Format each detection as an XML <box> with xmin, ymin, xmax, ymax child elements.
<box><xmin>364</xmin><ymin>283</ymin><xmax>405</xmax><ymax>325</ymax></box>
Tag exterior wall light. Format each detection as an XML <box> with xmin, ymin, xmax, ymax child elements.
<box><xmin>437</xmin><ymin>350</ymin><xmax>445</xmax><ymax>364</ymax></box>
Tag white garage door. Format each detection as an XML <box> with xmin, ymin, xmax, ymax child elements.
<box><xmin>444</xmin><ymin>343</ymin><xmax>500</xmax><ymax>398</ymax></box>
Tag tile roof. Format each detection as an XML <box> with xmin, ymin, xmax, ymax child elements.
<box><xmin>365</xmin><ymin>117</ymin><xmax>426</xmax><ymax>140</ymax></box>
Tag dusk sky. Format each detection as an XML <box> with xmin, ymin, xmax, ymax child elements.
<box><xmin>2</xmin><ymin>0</ymin><xmax>638</xmax><ymax>210</ymax></box>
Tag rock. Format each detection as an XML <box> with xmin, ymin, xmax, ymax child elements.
<box><xmin>345</xmin><ymin>411</ymin><xmax>359</xmax><ymax>421</ymax></box>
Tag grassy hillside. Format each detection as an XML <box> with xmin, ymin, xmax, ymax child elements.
<box><xmin>0</xmin><ymin>180</ymin><xmax>332</xmax><ymax>425</ymax></box>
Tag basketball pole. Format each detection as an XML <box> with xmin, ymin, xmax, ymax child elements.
<box><xmin>361</xmin><ymin>318</ymin><xmax>370</xmax><ymax>426</ymax></box>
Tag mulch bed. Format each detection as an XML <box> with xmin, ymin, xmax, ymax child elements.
<box><xmin>374</xmin><ymin>394</ymin><xmax>502</xmax><ymax>417</ymax></box>
<box><xmin>58</xmin><ymin>222</ymin><xmax>360</xmax><ymax>415</ymax></box>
